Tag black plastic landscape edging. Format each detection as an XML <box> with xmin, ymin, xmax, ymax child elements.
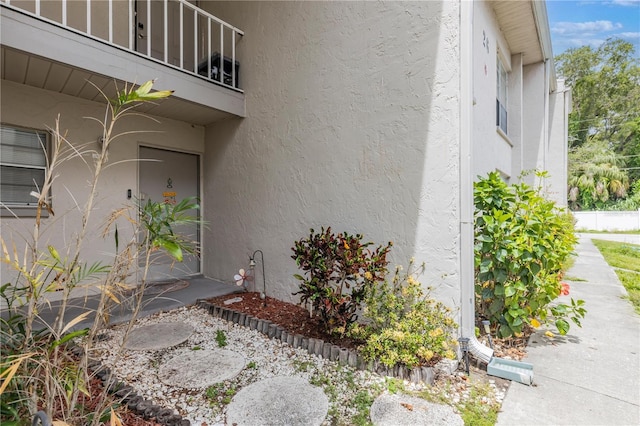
<box><xmin>197</xmin><ymin>300</ymin><xmax>436</xmax><ymax>385</ymax></box>
<box><xmin>72</xmin><ymin>345</ymin><xmax>192</xmax><ymax>426</ymax></box>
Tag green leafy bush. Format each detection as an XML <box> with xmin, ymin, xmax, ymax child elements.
<box><xmin>349</xmin><ymin>260</ymin><xmax>458</xmax><ymax>368</ymax></box>
<box><xmin>138</xmin><ymin>196</ymin><xmax>201</xmax><ymax>262</ymax></box>
<box><xmin>291</xmin><ymin>227</ymin><xmax>391</xmax><ymax>335</ymax></box>
<box><xmin>474</xmin><ymin>172</ymin><xmax>586</xmax><ymax>338</ymax></box>
<box><xmin>608</xmin><ymin>180</ymin><xmax>640</xmax><ymax>211</ymax></box>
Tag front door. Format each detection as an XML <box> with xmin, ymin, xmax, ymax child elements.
<box><xmin>138</xmin><ymin>146</ymin><xmax>200</xmax><ymax>282</ymax></box>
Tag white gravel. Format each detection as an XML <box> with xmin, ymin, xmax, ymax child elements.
<box><xmin>91</xmin><ymin>306</ymin><xmax>385</xmax><ymax>425</ymax></box>
<box><xmin>91</xmin><ymin>305</ymin><xmax>508</xmax><ymax>425</ymax></box>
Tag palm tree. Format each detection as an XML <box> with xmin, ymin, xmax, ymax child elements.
<box><xmin>568</xmin><ymin>141</ymin><xmax>629</xmax><ymax>210</ymax></box>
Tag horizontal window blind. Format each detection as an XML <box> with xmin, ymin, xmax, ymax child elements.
<box><xmin>0</xmin><ymin>125</ymin><xmax>48</xmax><ymax>207</ymax></box>
<box><xmin>0</xmin><ymin>127</ymin><xmax>47</xmax><ymax>166</ymax></box>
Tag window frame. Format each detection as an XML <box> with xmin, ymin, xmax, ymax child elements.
<box><xmin>0</xmin><ymin>124</ymin><xmax>51</xmax><ymax>218</ymax></box>
<box><xmin>496</xmin><ymin>56</ymin><xmax>508</xmax><ymax>135</ymax></box>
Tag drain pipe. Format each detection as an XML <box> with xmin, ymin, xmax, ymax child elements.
<box><xmin>459</xmin><ymin>0</ymin><xmax>493</xmax><ymax>364</ymax></box>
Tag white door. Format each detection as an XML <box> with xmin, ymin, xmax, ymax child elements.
<box><xmin>139</xmin><ymin>146</ymin><xmax>200</xmax><ymax>282</ymax></box>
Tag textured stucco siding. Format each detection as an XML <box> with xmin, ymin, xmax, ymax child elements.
<box><xmin>200</xmin><ymin>1</ymin><xmax>463</xmax><ymax>305</ymax></box>
<box><xmin>471</xmin><ymin>0</ymin><xmax>513</xmax><ymax>179</ymax></box>
<box><xmin>509</xmin><ymin>53</ymin><xmax>525</xmax><ymax>181</ymax></box>
<box><xmin>546</xmin><ymin>80</ymin><xmax>570</xmax><ymax>207</ymax></box>
<box><xmin>0</xmin><ymin>81</ymin><xmax>205</xmax><ymax>294</ymax></box>
<box><xmin>522</xmin><ymin>63</ymin><xmax>546</xmax><ymax>187</ymax></box>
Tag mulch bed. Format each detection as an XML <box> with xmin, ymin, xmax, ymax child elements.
<box><xmin>207</xmin><ymin>292</ymin><xmax>531</xmax><ymax>361</ymax></box>
<box><xmin>46</xmin><ymin>374</ymin><xmax>160</xmax><ymax>426</ymax></box>
<box><xmin>207</xmin><ymin>292</ymin><xmax>365</xmax><ymax>350</ymax></box>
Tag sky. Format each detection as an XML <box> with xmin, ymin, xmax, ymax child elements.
<box><xmin>546</xmin><ymin>0</ymin><xmax>640</xmax><ymax>57</ymax></box>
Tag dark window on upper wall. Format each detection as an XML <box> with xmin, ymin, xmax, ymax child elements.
<box><xmin>496</xmin><ymin>57</ymin><xmax>508</xmax><ymax>134</ymax></box>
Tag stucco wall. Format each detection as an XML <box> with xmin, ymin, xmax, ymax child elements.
<box><xmin>522</xmin><ymin>63</ymin><xmax>546</xmax><ymax>186</ymax></box>
<box><xmin>508</xmin><ymin>53</ymin><xmax>524</xmax><ymax>180</ymax></box>
<box><xmin>471</xmin><ymin>0</ymin><xmax>513</xmax><ymax>179</ymax></box>
<box><xmin>0</xmin><ymin>81</ymin><xmax>204</xmax><ymax>296</ymax></box>
<box><xmin>546</xmin><ymin>79</ymin><xmax>570</xmax><ymax>207</ymax></box>
<box><xmin>199</xmin><ymin>1</ymin><xmax>463</xmax><ymax>306</ymax></box>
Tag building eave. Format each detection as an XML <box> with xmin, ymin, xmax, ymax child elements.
<box><xmin>491</xmin><ymin>0</ymin><xmax>557</xmax><ymax>92</ymax></box>
<box><xmin>531</xmin><ymin>0</ymin><xmax>557</xmax><ymax>92</ymax></box>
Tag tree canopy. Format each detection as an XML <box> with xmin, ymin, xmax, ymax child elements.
<box><xmin>556</xmin><ymin>38</ymin><xmax>640</xmax><ymax>210</ymax></box>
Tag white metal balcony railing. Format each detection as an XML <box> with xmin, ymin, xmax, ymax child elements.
<box><xmin>1</xmin><ymin>0</ymin><xmax>243</xmax><ymax>92</ymax></box>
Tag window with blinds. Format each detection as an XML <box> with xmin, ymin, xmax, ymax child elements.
<box><xmin>1</xmin><ymin>125</ymin><xmax>49</xmax><ymax>214</ymax></box>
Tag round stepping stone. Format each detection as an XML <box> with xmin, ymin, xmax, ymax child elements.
<box><xmin>158</xmin><ymin>349</ymin><xmax>245</xmax><ymax>388</ymax></box>
<box><xmin>226</xmin><ymin>376</ymin><xmax>328</xmax><ymax>426</ymax></box>
<box><xmin>124</xmin><ymin>322</ymin><xmax>194</xmax><ymax>351</ymax></box>
<box><xmin>370</xmin><ymin>393</ymin><xmax>463</xmax><ymax>426</ymax></box>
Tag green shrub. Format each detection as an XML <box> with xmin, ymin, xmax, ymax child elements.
<box><xmin>291</xmin><ymin>228</ymin><xmax>391</xmax><ymax>335</ymax></box>
<box><xmin>350</xmin><ymin>261</ymin><xmax>458</xmax><ymax>368</ymax></box>
<box><xmin>608</xmin><ymin>180</ymin><xmax>640</xmax><ymax>211</ymax></box>
<box><xmin>474</xmin><ymin>171</ymin><xmax>586</xmax><ymax>337</ymax></box>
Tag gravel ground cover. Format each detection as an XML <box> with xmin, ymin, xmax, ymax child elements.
<box><xmin>92</xmin><ymin>306</ymin><xmax>387</xmax><ymax>425</ymax></box>
<box><xmin>92</xmin><ymin>305</ymin><xmax>508</xmax><ymax>425</ymax></box>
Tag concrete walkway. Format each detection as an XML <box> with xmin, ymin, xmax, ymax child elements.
<box><xmin>29</xmin><ymin>276</ymin><xmax>240</xmax><ymax>331</ymax></box>
<box><xmin>497</xmin><ymin>234</ymin><xmax>640</xmax><ymax>426</ymax></box>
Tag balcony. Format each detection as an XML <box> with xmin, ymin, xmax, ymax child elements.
<box><xmin>0</xmin><ymin>0</ymin><xmax>245</xmax><ymax>124</ymax></box>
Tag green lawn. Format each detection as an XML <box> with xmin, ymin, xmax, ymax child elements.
<box><xmin>592</xmin><ymin>239</ymin><xmax>640</xmax><ymax>314</ymax></box>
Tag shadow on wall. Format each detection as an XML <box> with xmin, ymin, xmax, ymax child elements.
<box><xmin>201</xmin><ymin>1</ymin><xmax>459</xmax><ymax>304</ymax></box>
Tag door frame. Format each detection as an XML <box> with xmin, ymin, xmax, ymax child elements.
<box><xmin>137</xmin><ymin>143</ymin><xmax>204</xmax><ymax>280</ymax></box>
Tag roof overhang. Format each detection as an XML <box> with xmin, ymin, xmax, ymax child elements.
<box><xmin>490</xmin><ymin>0</ymin><xmax>557</xmax><ymax>92</ymax></box>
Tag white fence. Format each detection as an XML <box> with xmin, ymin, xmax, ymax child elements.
<box><xmin>573</xmin><ymin>210</ymin><xmax>640</xmax><ymax>231</ymax></box>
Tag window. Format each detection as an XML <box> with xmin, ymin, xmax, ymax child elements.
<box><xmin>496</xmin><ymin>57</ymin><xmax>508</xmax><ymax>134</ymax></box>
<box><xmin>1</xmin><ymin>125</ymin><xmax>49</xmax><ymax>216</ymax></box>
